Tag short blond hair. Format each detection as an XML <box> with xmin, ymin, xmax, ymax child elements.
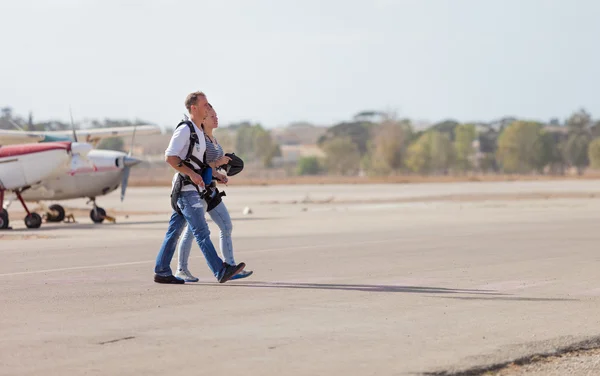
<box><xmin>184</xmin><ymin>91</ymin><xmax>206</xmax><ymax>112</ymax></box>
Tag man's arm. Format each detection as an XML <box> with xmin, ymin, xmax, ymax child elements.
<box><xmin>165</xmin><ymin>156</ymin><xmax>205</xmax><ymax>188</ymax></box>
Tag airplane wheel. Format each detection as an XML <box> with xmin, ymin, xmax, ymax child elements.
<box><xmin>0</xmin><ymin>209</ymin><xmax>9</xmax><ymax>229</ymax></box>
<box><xmin>47</xmin><ymin>204</ymin><xmax>66</xmax><ymax>222</ymax></box>
<box><xmin>90</xmin><ymin>207</ymin><xmax>106</xmax><ymax>224</ymax></box>
<box><xmin>24</xmin><ymin>213</ymin><xmax>42</xmax><ymax>229</ymax></box>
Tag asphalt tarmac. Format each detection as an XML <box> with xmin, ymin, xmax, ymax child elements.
<box><xmin>2</xmin><ymin>181</ymin><xmax>600</xmax><ymax>375</ymax></box>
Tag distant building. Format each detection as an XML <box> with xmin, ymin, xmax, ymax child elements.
<box><xmin>543</xmin><ymin>125</ymin><xmax>568</xmax><ymax>135</ymax></box>
<box><xmin>273</xmin><ymin>144</ymin><xmax>326</xmax><ymax>166</ymax></box>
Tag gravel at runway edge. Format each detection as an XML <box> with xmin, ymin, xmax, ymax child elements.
<box><xmin>424</xmin><ymin>336</ymin><xmax>600</xmax><ymax>376</ymax></box>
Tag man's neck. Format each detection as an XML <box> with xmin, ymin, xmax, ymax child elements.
<box><xmin>189</xmin><ymin>114</ymin><xmax>201</xmax><ymax>125</ymax></box>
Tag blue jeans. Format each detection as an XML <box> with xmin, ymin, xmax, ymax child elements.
<box><xmin>155</xmin><ymin>191</ymin><xmax>225</xmax><ymax>279</ymax></box>
<box><xmin>177</xmin><ymin>201</ymin><xmax>235</xmax><ymax>271</ymax></box>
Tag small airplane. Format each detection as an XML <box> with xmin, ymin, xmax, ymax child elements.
<box><xmin>0</xmin><ymin>141</ymin><xmax>93</xmax><ymax>229</ymax></box>
<box><xmin>0</xmin><ymin>122</ymin><xmax>162</xmax><ymax>227</ymax></box>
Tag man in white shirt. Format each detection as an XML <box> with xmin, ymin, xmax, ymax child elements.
<box><xmin>154</xmin><ymin>91</ymin><xmax>245</xmax><ymax>284</ymax></box>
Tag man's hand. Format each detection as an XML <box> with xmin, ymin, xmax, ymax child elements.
<box><xmin>214</xmin><ymin>171</ymin><xmax>228</xmax><ymax>184</ymax></box>
<box><xmin>189</xmin><ymin>172</ymin><xmax>206</xmax><ymax>189</ymax></box>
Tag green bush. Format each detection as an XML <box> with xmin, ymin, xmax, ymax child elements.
<box><xmin>588</xmin><ymin>138</ymin><xmax>600</xmax><ymax>169</ymax></box>
<box><xmin>97</xmin><ymin>137</ymin><xmax>125</xmax><ymax>152</ymax></box>
<box><xmin>296</xmin><ymin>156</ymin><xmax>321</xmax><ymax>176</ymax></box>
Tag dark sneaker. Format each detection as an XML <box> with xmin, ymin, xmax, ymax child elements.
<box><xmin>154</xmin><ymin>274</ymin><xmax>185</xmax><ymax>284</ymax></box>
<box><xmin>218</xmin><ymin>262</ymin><xmax>246</xmax><ymax>283</ymax></box>
<box><xmin>230</xmin><ymin>270</ymin><xmax>253</xmax><ymax>280</ymax></box>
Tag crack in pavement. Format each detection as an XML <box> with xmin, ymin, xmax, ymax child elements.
<box><xmin>98</xmin><ymin>336</ymin><xmax>136</xmax><ymax>345</ymax></box>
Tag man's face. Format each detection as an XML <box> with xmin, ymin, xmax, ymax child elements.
<box><xmin>191</xmin><ymin>95</ymin><xmax>209</xmax><ymax>118</ymax></box>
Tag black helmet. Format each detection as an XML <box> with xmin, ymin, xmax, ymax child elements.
<box><xmin>223</xmin><ymin>153</ymin><xmax>244</xmax><ymax>176</ymax></box>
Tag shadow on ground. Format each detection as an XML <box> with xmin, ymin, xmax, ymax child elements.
<box><xmin>193</xmin><ymin>281</ymin><xmax>502</xmax><ymax>295</ymax></box>
<box><xmin>191</xmin><ymin>281</ymin><xmax>576</xmax><ymax>302</ymax></box>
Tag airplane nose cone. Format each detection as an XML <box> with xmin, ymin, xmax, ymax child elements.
<box><xmin>123</xmin><ymin>156</ymin><xmax>142</xmax><ymax>167</ymax></box>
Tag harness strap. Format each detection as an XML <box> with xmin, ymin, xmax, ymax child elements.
<box><xmin>189</xmin><ymin>155</ymin><xmax>206</xmax><ymax>169</ymax></box>
<box><xmin>170</xmin><ymin>120</ymin><xmax>210</xmax><ymax>213</ymax></box>
<box><xmin>176</xmin><ymin>120</ymin><xmax>208</xmax><ymax>169</ymax></box>
<box><xmin>176</xmin><ymin>120</ymin><xmax>209</xmax><ymax>189</ymax></box>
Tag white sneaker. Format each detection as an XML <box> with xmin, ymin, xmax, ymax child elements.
<box><xmin>175</xmin><ymin>269</ymin><xmax>199</xmax><ymax>282</ymax></box>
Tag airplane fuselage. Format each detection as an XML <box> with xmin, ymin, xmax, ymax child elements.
<box><xmin>21</xmin><ymin>149</ymin><xmax>132</xmax><ymax>201</ymax></box>
<box><xmin>0</xmin><ymin>142</ymin><xmax>92</xmax><ymax>191</ymax></box>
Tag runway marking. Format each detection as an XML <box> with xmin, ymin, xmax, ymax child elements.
<box><xmin>0</xmin><ymin>237</ymin><xmax>403</xmax><ymax>278</ymax></box>
<box><xmin>0</xmin><ymin>260</ymin><xmax>156</xmax><ymax>277</ymax></box>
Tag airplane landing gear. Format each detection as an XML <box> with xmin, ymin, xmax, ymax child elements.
<box><xmin>0</xmin><ymin>190</ymin><xmax>8</xmax><ymax>229</ymax></box>
<box><xmin>0</xmin><ymin>188</ymin><xmax>40</xmax><ymax>229</ymax></box>
<box><xmin>16</xmin><ymin>191</ymin><xmax>42</xmax><ymax>229</ymax></box>
<box><xmin>90</xmin><ymin>207</ymin><xmax>106</xmax><ymax>224</ymax></box>
<box><xmin>46</xmin><ymin>204</ymin><xmax>66</xmax><ymax>223</ymax></box>
<box><xmin>88</xmin><ymin>198</ymin><xmax>107</xmax><ymax>224</ymax></box>
<box><xmin>5</xmin><ymin>188</ymin><xmax>43</xmax><ymax>229</ymax></box>
<box><xmin>86</xmin><ymin>198</ymin><xmax>116</xmax><ymax>224</ymax></box>
<box><xmin>0</xmin><ymin>208</ymin><xmax>8</xmax><ymax>230</ymax></box>
<box><xmin>25</xmin><ymin>213</ymin><xmax>42</xmax><ymax>228</ymax></box>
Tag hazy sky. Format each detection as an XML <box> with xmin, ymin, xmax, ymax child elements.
<box><xmin>1</xmin><ymin>0</ymin><xmax>599</xmax><ymax>129</ymax></box>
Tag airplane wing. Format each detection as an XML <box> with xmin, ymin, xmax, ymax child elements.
<box><xmin>48</xmin><ymin>124</ymin><xmax>163</xmax><ymax>145</ymax></box>
<box><xmin>0</xmin><ymin>124</ymin><xmax>162</xmax><ymax>147</ymax></box>
<box><xmin>0</xmin><ymin>130</ymin><xmax>47</xmax><ymax>145</ymax></box>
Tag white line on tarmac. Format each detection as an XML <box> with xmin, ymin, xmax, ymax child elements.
<box><xmin>0</xmin><ymin>237</ymin><xmax>402</xmax><ymax>278</ymax></box>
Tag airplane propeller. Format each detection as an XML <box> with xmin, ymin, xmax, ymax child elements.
<box><xmin>120</xmin><ymin>125</ymin><xmax>142</xmax><ymax>201</ymax></box>
<box><xmin>70</xmin><ymin>107</ymin><xmax>78</xmax><ymax>142</ymax></box>
<box><xmin>7</xmin><ymin>119</ymin><xmax>25</xmax><ymax>131</ymax></box>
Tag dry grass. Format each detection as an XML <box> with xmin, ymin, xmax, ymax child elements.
<box><xmin>260</xmin><ymin>191</ymin><xmax>600</xmax><ymax>206</ymax></box>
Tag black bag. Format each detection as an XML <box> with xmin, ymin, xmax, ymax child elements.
<box><xmin>222</xmin><ymin>153</ymin><xmax>244</xmax><ymax>176</ymax></box>
<box><xmin>205</xmin><ymin>184</ymin><xmax>227</xmax><ymax>212</ymax></box>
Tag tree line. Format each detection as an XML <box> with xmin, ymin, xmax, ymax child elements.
<box><xmin>5</xmin><ymin>105</ymin><xmax>600</xmax><ymax>177</ymax></box>
<box><xmin>0</xmin><ymin>107</ymin><xmax>154</xmax><ymax>132</ymax></box>
<box><xmin>299</xmin><ymin>109</ymin><xmax>600</xmax><ymax>177</ymax></box>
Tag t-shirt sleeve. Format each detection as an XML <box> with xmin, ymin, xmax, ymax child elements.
<box><xmin>165</xmin><ymin>125</ymin><xmax>190</xmax><ymax>157</ymax></box>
